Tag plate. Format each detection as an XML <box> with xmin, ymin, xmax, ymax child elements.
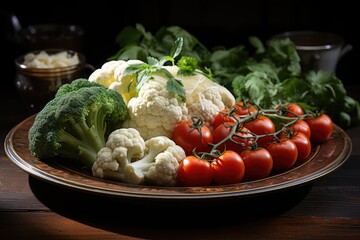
<box><xmin>4</xmin><ymin>115</ymin><xmax>352</xmax><ymax>203</ymax></box>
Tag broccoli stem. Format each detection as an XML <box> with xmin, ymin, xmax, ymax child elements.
<box><xmin>58</xmin><ymin>131</ymin><xmax>98</xmax><ymax>168</ymax></box>
<box><xmin>68</xmin><ymin>113</ymin><xmax>105</xmax><ymax>151</ymax></box>
<box><xmin>92</xmin><ymin>105</ymin><xmax>107</xmax><ymax>146</ymax></box>
<box><xmin>59</xmin><ymin>109</ymin><xmax>108</xmax><ymax>169</ymax></box>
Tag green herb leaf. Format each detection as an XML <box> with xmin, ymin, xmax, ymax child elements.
<box><xmin>170</xmin><ymin>37</ymin><xmax>184</xmax><ymax>59</ymax></box>
<box><xmin>124</xmin><ymin>63</ymin><xmax>147</xmax><ymax>76</ymax></box>
<box><xmin>157</xmin><ymin>67</ymin><xmax>174</xmax><ymax>79</ymax></box>
<box><xmin>177</xmin><ymin>56</ymin><xmax>198</xmax><ymax>76</ymax></box>
<box><xmin>166</xmin><ymin>77</ymin><xmax>186</xmax><ymax>102</ymax></box>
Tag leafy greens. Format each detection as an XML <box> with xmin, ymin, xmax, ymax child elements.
<box><xmin>109</xmin><ymin>24</ymin><xmax>360</xmax><ymax>128</ymax></box>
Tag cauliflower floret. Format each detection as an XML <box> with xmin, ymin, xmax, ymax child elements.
<box><xmin>89</xmin><ymin>60</ymin><xmax>144</xmax><ymax>104</ymax></box>
<box><xmin>122</xmin><ymin>76</ymin><xmax>188</xmax><ymax>140</ymax></box>
<box><xmin>92</xmin><ymin>129</ymin><xmax>185</xmax><ymax>186</ymax></box>
<box><xmin>126</xmin><ymin>136</ymin><xmax>185</xmax><ymax>186</ymax></box>
<box><xmin>92</xmin><ymin>128</ymin><xmax>145</xmax><ymax>180</ymax></box>
<box><xmin>146</xmin><ymin>145</ymin><xmax>185</xmax><ymax>186</ymax></box>
<box><xmin>88</xmin><ymin>60</ymin><xmax>124</xmax><ymax>88</ymax></box>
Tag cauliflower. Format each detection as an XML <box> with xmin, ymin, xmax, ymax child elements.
<box><xmin>122</xmin><ymin>74</ymin><xmax>188</xmax><ymax>139</ymax></box>
<box><xmin>89</xmin><ymin>60</ymin><xmax>143</xmax><ymax>104</ymax></box>
<box><xmin>88</xmin><ymin>60</ymin><xmax>121</xmax><ymax>88</ymax></box>
<box><xmin>92</xmin><ymin>128</ymin><xmax>185</xmax><ymax>186</ymax></box>
<box><xmin>89</xmin><ymin>60</ymin><xmax>235</xmax><ymax>140</ymax></box>
<box><xmin>165</xmin><ymin>66</ymin><xmax>235</xmax><ymax>127</ymax></box>
<box><xmin>92</xmin><ymin>128</ymin><xmax>145</xmax><ymax>180</ymax></box>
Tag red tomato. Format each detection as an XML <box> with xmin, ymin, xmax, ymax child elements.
<box><xmin>240</xmin><ymin>148</ymin><xmax>273</xmax><ymax>181</ymax></box>
<box><xmin>305</xmin><ymin>113</ymin><xmax>333</xmax><ymax>144</ymax></box>
<box><xmin>244</xmin><ymin>115</ymin><xmax>275</xmax><ymax>148</ymax></box>
<box><xmin>266</xmin><ymin>139</ymin><xmax>298</xmax><ymax>173</ymax></box>
<box><xmin>293</xmin><ymin>119</ymin><xmax>311</xmax><ymax>139</ymax></box>
<box><xmin>212</xmin><ymin>123</ymin><xmax>253</xmax><ymax>153</ymax></box>
<box><xmin>288</xmin><ymin>132</ymin><xmax>311</xmax><ymax>163</ymax></box>
<box><xmin>277</xmin><ymin>103</ymin><xmax>304</xmax><ymax>117</ymax></box>
<box><xmin>211</xmin><ymin>150</ymin><xmax>245</xmax><ymax>185</ymax></box>
<box><xmin>177</xmin><ymin>156</ymin><xmax>213</xmax><ymax>187</ymax></box>
<box><xmin>213</xmin><ymin>109</ymin><xmax>238</xmax><ymax>130</ymax></box>
<box><xmin>234</xmin><ymin>101</ymin><xmax>258</xmax><ymax>116</ymax></box>
<box><xmin>172</xmin><ymin>119</ymin><xmax>213</xmax><ymax>156</ymax></box>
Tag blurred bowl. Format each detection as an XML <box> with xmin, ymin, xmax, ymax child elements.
<box><xmin>14</xmin><ymin>49</ymin><xmax>94</xmax><ymax>114</ymax></box>
<box><xmin>271</xmin><ymin>31</ymin><xmax>352</xmax><ymax>73</ymax></box>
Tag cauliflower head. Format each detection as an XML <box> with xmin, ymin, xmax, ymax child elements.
<box><xmin>122</xmin><ymin>75</ymin><xmax>188</xmax><ymax>140</ymax></box>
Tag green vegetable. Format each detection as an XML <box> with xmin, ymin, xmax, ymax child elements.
<box><xmin>110</xmin><ymin>24</ymin><xmax>360</xmax><ymax>128</ymax></box>
<box><xmin>28</xmin><ymin>79</ymin><xmax>129</xmax><ymax>168</ymax></box>
<box><xmin>109</xmin><ymin>24</ymin><xmax>210</xmax><ymax>62</ymax></box>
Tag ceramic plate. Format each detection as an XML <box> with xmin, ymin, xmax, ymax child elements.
<box><xmin>4</xmin><ymin>115</ymin><xmax>352</xmax><ymax>201</ymax></box>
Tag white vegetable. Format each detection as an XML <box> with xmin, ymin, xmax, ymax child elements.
<box><xmin>89</xmin><ymin>60</ymin><xmax>143</xmax><ymax>104</ymax></box>
<box><xmin>89</xmin><ymin>60</ymin><xmax>236</xmax><ymax>140</ymax></box>
<box><xmin>92</xmin><ymin>128</ymin><xmax>185</xmax><ymax>186</ymax></box>
<box><xmin>121</xmin><ymin>73</ymin><xmax>188</xmax><ymax>139</ymax></box>
<box><xmin>23</xmin><ymin>50</ymin><xmax>79</xmax><ymax>68</ymax></box>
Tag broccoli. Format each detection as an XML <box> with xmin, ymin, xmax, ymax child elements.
<box><xmin>55</xmin><ymin>78</ymin><xmax>98</xmax><ymax>97</ymax></box>
<box><xmin>28</xmin><ymin>79</ymin><xmax>129</xmax><ymax>169</ymax></box>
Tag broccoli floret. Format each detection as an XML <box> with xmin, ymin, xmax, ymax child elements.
<box><xmin>28</xmin><ymin>79</ymin><xmax>129</xmax><ymax>169</ymax></box>
<box><xmin>55</xmin><ymin>78</ymin><xmax>100</xmax><ymax>97</ymax></box>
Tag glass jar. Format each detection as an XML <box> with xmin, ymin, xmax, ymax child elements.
<box><xmin>14</xmin><ymin>49</ymin><xmax>94</xmax><ymax>114</ymax></box>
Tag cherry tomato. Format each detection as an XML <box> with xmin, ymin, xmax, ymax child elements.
<box><xmin>211</xmin><ymin>150</ymin><xmax>245</xmax><ymax>185</ymax></box>
<box><xmin>288</xmin><ymin>132</ymin><xmax>311</xmax><ymax>163</ymax></box>
<box><xmin>177</xmin><ymin>156</ymin><xmax>213</xmax><ymax>187</ymax></box>
<box><xmin>213</xmin><ymin>109</ymin><xmax>238</xmax><ymax>130</ymax></box>
<box><xmin>266</xmin><ymin>139</ymin><xmax>298</xmax><ymax>173</ymax></box>
<box><xmin>305</xmin><ymin>113</ymin><xmax>333</xmax><ymax>144</ymax></box>
<box><xmin>234</xmin><ymin>101</ymin><xmax>258</xmax><ymax>116</ymax></box>
<box><xmin>172</xmin><ymin>118</ymin><xmax>213</xmax><ymax>156</ymax></box>
<box><xmin>240</xmin><ymin>148</ymin><xmax>273</xmax><ymax>181</ymax></box>
<box><xmin>277</xmin><ymin>103</ymin><xmax>304</xmax><ymax>117</ymax></box>
<box><xmin>244</xmin><ymin>115</ymin><xmax>275</xmax><ymax>148</ymax></box>
<box><xmin>293</xmin><ymin>119</ymin><xmax>311</xmax><ymax>139</ymax></box>
<box><xmin>212</xmin><ymin>123</ymin><xmax>253</xmax><ymax>153</ymax></box>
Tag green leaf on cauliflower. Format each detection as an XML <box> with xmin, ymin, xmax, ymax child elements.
<box><xmin>166</xmin><ymin>77</ymin><xmax>186</xmax><ymax>102</ymax></box>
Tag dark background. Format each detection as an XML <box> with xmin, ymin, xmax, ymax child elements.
<box><xmin>1</xmin><ymin>0</ymin><xmax>358</xmax><ymax>90</ymax></box>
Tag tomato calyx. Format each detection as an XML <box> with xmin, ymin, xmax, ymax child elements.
<box><xmin>189</xmin><ymin>116</ymin><xmax>206</xmax><ymax>144</ymax></box>
<box><xmin>234</xmin><ymin>99</ymin><xmax>258</xmax><ymax>116</ymax></box>
<box><xmin>276</xmin><ymin>103</ymin><xmax>305</xmax><ymax>118</ymax></box>
<box><xmin>305</xmin><ymin>111</ymin><xmax>325</xmax><ymax>120</ymax></box>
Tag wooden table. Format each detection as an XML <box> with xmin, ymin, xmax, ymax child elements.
<box><xmin>1</xmin><ymin>86</ymin><xmax>359</xmax><ymax>240</ymax></box>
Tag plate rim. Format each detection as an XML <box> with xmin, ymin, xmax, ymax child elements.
<box><xmin>4</xmin><ymin>115</ymin><xmax>353</xmax><ymax>200</ymax></box>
